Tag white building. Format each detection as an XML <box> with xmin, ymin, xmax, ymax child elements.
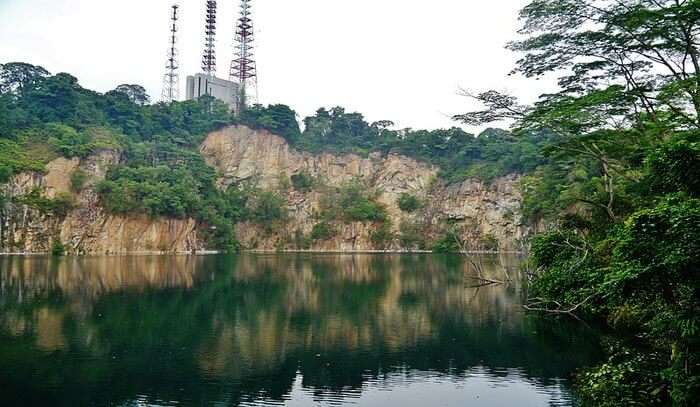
<box><xmin>185</xmin><ymin>74</ymin><xmax>240</xmax><ymax>112</ymax></box>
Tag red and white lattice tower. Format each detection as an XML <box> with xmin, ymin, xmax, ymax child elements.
<box><xmin>230</xmin><ymin>0</ymin><xmax>258</xmax><ymax>109</ymax></box>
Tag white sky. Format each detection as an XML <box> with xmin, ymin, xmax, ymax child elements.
<box><xmin>0</xmin><ymin>0</ymin><xmax>553</xmax><ymax>132</ymax></box>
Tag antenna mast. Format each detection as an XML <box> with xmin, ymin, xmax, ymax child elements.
<box><xmin>202</xmin><ymin>1</ymin><xmax>218</xmax><ymax>76</ymax></box>
<box><xmin>230</xmin><ymin>0</ymin><xmax>257</xmax><ymax>110</ymax></box>
<box><xmin>161</xmin><ymin>3</ymin><xmax>180</xmax><ymax>103</ymax></box>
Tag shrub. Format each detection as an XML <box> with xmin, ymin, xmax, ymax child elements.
<box><xmin>576</xmin><ymin>343</ymin><xmax>667</xmax><ymax>407</ymax></box>
<box><xmin>432</xmin><ymin>230</ymin><xmax>463</xmax><ymax>253</ymax></box>
<box><xmin>250</xmin><ymin>191</ymin><xmax>287</xmax><ymax>226</ymax></box>
<box><xmin>0</xmin><ymin>139</ymin><xmax>47</xmax><ymax>181</ymax></box>
<box><xmin>344</xmin><ymin>199</ymin><xmax>387</xmax><ymax>222</ymax></box>
<box><xmin>370</xmin><ymin>222</ymin><xmax>394</xmax><ymax>249</ymax></box>
<box><xmin>51</xmin><ymin>240</ymin><xmax>65</xmax><ymax>256</ymax></box>
<box><xmin>70</xmin><ymin>169</ymin><xmax>88</xmax><ymax>192</ymax></box>
<box><xmin>17</xmin><ymin>189</ymin><xmax>73</xmax><ymax>217</ymax></box>
<box><xmin>338</xmin><ymin>182</ymin><xmax>387</xmax><ymax>222</ymax></box>
<box><xmin>0</xmin><ymin>164</ymin><xmax>11</xmax><ymax>183</ymax></box>
<box><xmin>96</xmin><ymin>166</ymin><xmax>203</xmax><ymax>218</ymax></box>
<box><xmin>319</xmin><ymin>181</ymin><xmax>388</xmax><ymax>223</ymax></box>
<box><xmin>240</xmin><ymin>104</ymin><xmax>301</xmax><ymax>143</ymax></box>
<box><xmin>310</xmin><ymin>222</ymin><xmax>335</xmax><ymax>241</ymax></box>
<box><xmin>397</xmin><ymin>193</ymin><xmax>421</xmax><ymax>213</ymax></box>
<box><xmin>46</xmin><ymin>123</ymin><xmax>94</xmax><ymax>158</ymax></box>
<box><xmin>290</xmin><ymin>171</ymin><xmax>315</xmax><ymax>192</ymax></box>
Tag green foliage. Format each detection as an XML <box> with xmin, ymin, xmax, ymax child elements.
<box><xmin>0</xmin><ymin>63</ymin><xmax>241</xmax><ymax>249</ymax></box>
<box><xmin>290</xmin><ymin>171</ymin><xmax>315</xmax><ymax>192</ymax></box>
<box><xmin>46</xmin><ymin>123</ymin><xmax>94</xmax><ymax>158</ymax></box>
<box><xmin>432</xmin><ymin>229</ymin><xmax>462</xmax><ymax>254</ymax></box>
<box><xmin>0</xmin><ymin>139</ymin><xmax>47</xmax><ymax>182</ymax></box>
<box><xmin>370</xmin><ymin>222</ymin><xmax>394</xmax><ymax>249</ymax></box>
<box><xmin>610</xmin><ymin>196</ymin><xmax>700</xmax><ymax>342</ymax></box>
<box><xmin>16</xmin><ymin>189</ymin><xmax>73</xmax><ymax>217</ymax></box>
<box><xmin>96</xmin><ymin>166</ymin><xmax>202</xmax><ymax>218</ymax></box>
<box><xmin>240</xmin><ymin>104</ymin><xmax>301</xmax><ymax>143</ymax></box>
<box><xmin>576</xmin><ymin>343</ymin><xmax>667</xmax><ymax>407</ymax></box>
<box><xmin>250</xmin><ymin>191</ymin><xmax>287</xmax><ymax>225</ymax></box>
<box><xmin>51</xmin><ymin>240</ymin><xmax>65</xmax><ymax>256</ymax></box>
<box><xmin>466</xmin><ymin>1</ymin><xmax>700</xmax><ymax>403</ymax></box>
<box><xmin>310</xmin><ymin>222</ymin><xmax>335</xmax><ymax>241</ymax></box>
<box><xmin>70</xmin><ymin>169</ymin><xmax>88</xmax><ymax>192</ymax></box>
<box><xmin>0</xmin><ymin>62</ymin><xmax>49</xmax><ymax>94</ymax></box>
<box><xmin>646</xmin><ymin>133</ymin><xmax>700</xmax><ymax>197</ymax></box>
<box><xmin>529</xmin><ymin>230</ymin><xmax>603</xmax><ymax>310</ymax></box>
<box><xmin>319</xmin><ymin>181</ymin><xmax>388</xmax><ymax>224</ymax></box>
<box><xmin>397</xmin><ymin>193</ymin><xmax>421</xmax><ymax>213</ymax></box>
<box><xmin>527</xmin><ymin>175</ymin><xmax>700</xmax><ymax>406</ymax></box>
<box><xmin>336</xmin><ymin>182</ymin><xmax>387</xmax><ymax>223</ymax></box>
<box><xmin>243</xmin><ymin>105</ymin><xmax>552</xmax><ymax>184</ymax></box>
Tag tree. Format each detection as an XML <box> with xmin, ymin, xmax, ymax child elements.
<box><xmin>456</xmin><ymin>1</ymin><xmax>700</xmax><ymax>223</ymax></box>
<box><xmin>240</xmin><ymin>104</ymin><xmax>301</xmax><ymax>143</ymax></box>
<box><xmin>109</xmin><ymin>84</ymin><xmax>150</xmax><ymax>106</ymax></box>
<box><xmin>397</xmin><ymin>193</ymin><xmax>421</xmax><ymax>213</ymax></box>
<box><xmin>0</xmin><ymin>62</ymin><xmax>50</xmax><ymax>95</ymax></box>
<box><xmin>514</xmin><ymin>0</ymin><xmax>700</xmax><ymax>129</ymax></box>
<box><xmin>454</xmin><ymin>2</ymin><xmax>700</xmax><ymax>405</ymax></box>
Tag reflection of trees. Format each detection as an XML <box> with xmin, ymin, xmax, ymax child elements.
<box><xmin>0</xmin><ymin>254</ymin><xmax>602</xmax><ymax>406</ymax></box>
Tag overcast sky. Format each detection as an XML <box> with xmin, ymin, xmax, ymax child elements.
<box><xmin>0</xmin><ymin>0</ymin><xmax>553</xmax><ymax>132</ymax></box>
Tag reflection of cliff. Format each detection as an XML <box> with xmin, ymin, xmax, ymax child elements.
<box><xmin>0</xmin><ymin>255</ymin><xmax>601</xmax><ymax>406</ymax></box>
<box><xmin>0</xmin><ymin>256</ymin><xmax>204</xmax><ymax>300</ymax></box>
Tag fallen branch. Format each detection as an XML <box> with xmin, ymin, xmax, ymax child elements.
<box><xmin>454</xmin><ymin>232</ymin><xmax>511</xmax><ymax>285</ymax></box>
<box><xmin>523</xmin><ymin>293</ymin><xmax>597</xmax><ymax>316</ymax></box>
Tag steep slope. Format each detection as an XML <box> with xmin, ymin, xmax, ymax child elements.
<box><xmin>1</xmin><ymin>125</ymin><xmax>532</xmax><ymax>254</ymax></box>
<box><xmin>0</xmin><ymin>149</ymin><xmax>201</xmax><ymax>254</ymax></box>
<box><xmin>201</xmin><ymin>126</ymin><xmax>531</xmax><ymax>252</ymax></box>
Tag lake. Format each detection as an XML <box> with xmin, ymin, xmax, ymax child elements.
<box><xmin>0</xmin><ymin>254</ymin><xmax>602</xmax><ymax>406</ymax></box>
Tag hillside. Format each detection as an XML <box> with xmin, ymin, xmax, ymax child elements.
<box><xmin>0</xmin><ymin>124</ymin><xmax>533</xmax><ymax>254</ymax></box>
<box><xmin>0</xmin><ymin>63</ymin><xmax>545</xmax><ymax>254</ymax></box>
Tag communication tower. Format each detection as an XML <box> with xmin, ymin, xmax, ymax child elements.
<box><xmin>230</xmin><ymin>0</ymin><xmax>257</xmax><ymax>109</ymax></box>
<box><xmin>202</xmin><ymin>1</ymin><xmax>218</xmax><ymax>75</ymax></box>
<box><xmin>161</xmin><ymin>4</ymin><xmax>180</xmax><ymax>103</ymax></box>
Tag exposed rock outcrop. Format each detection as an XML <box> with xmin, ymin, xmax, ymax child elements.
<box><xmin>201</xmin><ymin>126</ymin><xmax>531</xmax><ymax>252</ymax></box>
<box><xmin>0</xmin><ymin>149</ymin><xmax>201</xmax><ymax>254</ymax></box>
<box><xmin>1</xmin><ymin>125</ymin><xmax>532</xmax><ymax>254</ymax></box>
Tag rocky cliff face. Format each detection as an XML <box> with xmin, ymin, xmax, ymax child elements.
<box><xmin>0</xmin><ymin>150</ymin><xmax>201</xmax><ymax>255</ymax></box>
<box><xmin>201</xmin><ymin>126</ymin><xmax>531</xmax><ymax>252</ymax></box>
<box><xmin>1</xmin><ymin>125</ymin><xmax>532</xmax><ymax>254</ymax></box>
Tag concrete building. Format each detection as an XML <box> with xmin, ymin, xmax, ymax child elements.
<box><xmin>185</xmin><ymin>74</ymin><xmax>240</xmax><ymax>112</ymax></box>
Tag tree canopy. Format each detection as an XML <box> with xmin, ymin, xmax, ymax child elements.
<box><xmin>456</xmin><ymin>1</ymin><xmax>700</xmax><ymax>405</ymax></box>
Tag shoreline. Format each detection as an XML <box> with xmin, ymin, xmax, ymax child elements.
<box><xmin>0</xmin><ymin>249</ymin><xmax>526</xmax><ymax>257</ymax></box>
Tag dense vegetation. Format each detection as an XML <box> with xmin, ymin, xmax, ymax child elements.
<box><xmin>240</xmin><ymin>104</ymin><xmax>553</xmax><ymax>183</ymax></box>
<box><xmin>458</xmin><ymin>1</ymin><xmax>700</xmax><ymax>405</ymax></box>
<box><xmin>0</xmin><ymin>63</ymin><xmax>242</xmax><ymax>248</ymax></box>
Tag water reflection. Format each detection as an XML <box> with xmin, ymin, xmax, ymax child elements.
<box><xmin>0</xmin><ymin>254</ymin><xmax>601</xmax><ymax>406</ymax></box>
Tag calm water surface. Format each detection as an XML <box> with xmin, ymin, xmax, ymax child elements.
<box><xmin>0</xmin><ymin>254</ymin><xmax>602</xmax><ymax>406</ymax></box>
